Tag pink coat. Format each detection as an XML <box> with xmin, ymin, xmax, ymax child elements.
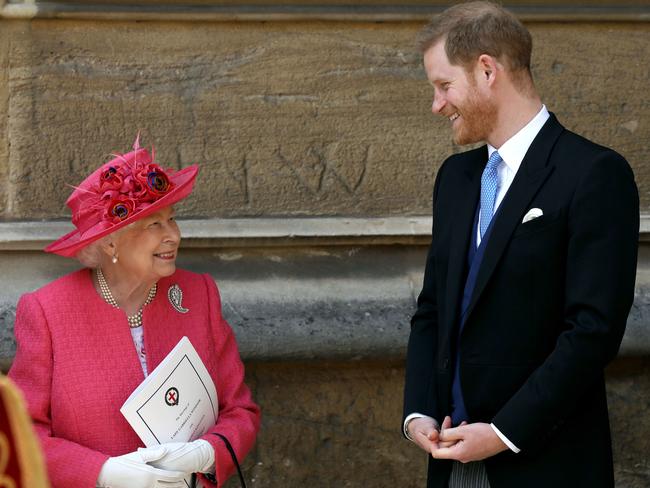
<box><xmin>9</xmin><ymin>268</ymin><xmax>260</xmax><ymax>487</ymax></box>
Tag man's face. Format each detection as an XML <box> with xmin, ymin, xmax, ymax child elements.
<box><xmin>423</xmin><ymin>41</ymin><xmax>497</xmax><ymax>145</ymax></box>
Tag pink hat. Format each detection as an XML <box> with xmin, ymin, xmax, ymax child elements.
<box><xmin>46</xmin><ymin>137</ymin><xmax>199</xmax><ymax>257</ymax></box>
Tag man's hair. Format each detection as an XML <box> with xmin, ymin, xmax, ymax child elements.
<box><xmin>417</xmin><ymin>1</ymin><xmax>533</xmax><ymax>87</ymax></box>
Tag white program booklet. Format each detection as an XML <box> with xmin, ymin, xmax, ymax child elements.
<box><xmin>121</xmin><ymin>335</ymin><xmax>219</xmax><ymax>449</ymax></box>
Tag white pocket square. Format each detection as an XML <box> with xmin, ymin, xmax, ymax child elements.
<box><xmin>522</xmin><ymin>208</ymin><xmax>543</xmax><ymax>223</ymax></box>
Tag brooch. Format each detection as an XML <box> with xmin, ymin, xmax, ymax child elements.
<box><xmin>168</xmin><ymin>284</ymin><xmax>189</xmax><ymax>314</ymax></box>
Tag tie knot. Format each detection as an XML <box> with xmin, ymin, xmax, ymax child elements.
<box><xmin>486</xmin><ymin>151</ymin><xmax>502</xmax><ymax>170</ymax></box>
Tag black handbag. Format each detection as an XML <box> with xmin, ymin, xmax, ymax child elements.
<box><xmin>190</xmin><ymin>433</ymin><xmax>247</xmax><ymax>487</ymax></box>
<box><xmin>209</xmin><ymin>433</ymin><xmax>247</xmax><ymax>488</ymax></box>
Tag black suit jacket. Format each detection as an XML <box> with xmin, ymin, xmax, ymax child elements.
<box><xmin>403</xmin><ymin>114</ymin><xmax>639</xmax><ymax>488</ymax></box>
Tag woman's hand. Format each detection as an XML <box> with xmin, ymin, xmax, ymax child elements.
<box><xmin>96</xmin><ymin>447</ymin><xmax>187</xmax><ymax>488</ymax></box>
<box><xmin>140</xmin><ymin>439</ymin><xmax>215</xmax><ymax>474</ymax></box>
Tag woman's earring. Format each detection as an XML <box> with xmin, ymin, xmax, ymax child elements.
<box><xmin>112</xmin><ymin>253</ymin><xmax>118</xmax><ymax>264</ymax></box>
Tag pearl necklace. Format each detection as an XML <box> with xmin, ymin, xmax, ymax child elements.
<box><xmin>96</xmin><ymin>268</ymin><xmax>157</xmax><ymax>328</ymax></box>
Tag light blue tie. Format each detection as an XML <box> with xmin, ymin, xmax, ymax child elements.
<box><xmin>479</xmin><ymin>151</ymin><xmax>502</xmax><ymax>239</ymax></box>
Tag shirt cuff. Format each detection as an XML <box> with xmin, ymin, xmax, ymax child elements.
<box><xmin>490</xmin><ymin>423</ymin><xmax>520</xmax><ymax>453</ymax></box>
<box><xmin>403</xmin><ymin>413</ymin><xmax>438</xmax><ymax>442</ymax></box>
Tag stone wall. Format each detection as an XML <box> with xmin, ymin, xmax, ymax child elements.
<box><xmin>0</xmin><ymin>19</ymin><xmax>648</xmax><ymax>219</ymax></box>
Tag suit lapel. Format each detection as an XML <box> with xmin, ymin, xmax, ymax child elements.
<box><xmin>442</xmin><ymin>150</ymin><xmax>484</xmax><ymax>337</ymax></box>
<box><xmin>463</xmin><ymin>114</ymin><xmax>565</xmax><ymax>323</ymax></box>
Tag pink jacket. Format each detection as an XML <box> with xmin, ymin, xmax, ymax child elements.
<box><xmin>9</xmin><ymin>268</ymin><xmax>260</xmax><ymax>487</ymax></box>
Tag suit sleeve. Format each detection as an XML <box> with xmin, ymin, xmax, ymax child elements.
<box><xmin>403</xmin><ymin>162</ymin><xmax>447</xmax><ymax>428</ymax></box>
<box><xmin>197</xmin><ymin>275</ymin><xmax>261</xmax><ymax>487</ymax></box>
<box><xmin>8</xmin><ymin>293</ymin><xmax>109</xmax><ymax>487</ymax></box>
<box><xmin>492</xmin><ymin>150</ymin><xmax>639</xmax><ymax>450</ymax></box>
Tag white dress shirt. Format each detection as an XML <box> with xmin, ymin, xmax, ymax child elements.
<box><xmin>405</xmin><ymin>105</ymin><xmax>551</xmax><ymax>453</ymax></box>
<box><xmin>477</xmin><ymin>105</ymin><xmax>550</xmax><ymax>246</ymax></box>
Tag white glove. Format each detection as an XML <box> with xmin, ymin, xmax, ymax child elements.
<box><xmin>96</xmin><ymin>447</ymin><xmax>187</xmax><ymax>488</ymax></box>
<box><xmin>140</xmin><ymin>439</ymin><xmax>215</xmax><ymax>474</ymax></box>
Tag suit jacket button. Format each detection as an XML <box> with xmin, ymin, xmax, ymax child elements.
<box><xmin>443</xmin><ymin>358</ymin><xmax>450</xmax><ymax>369</ymax></box>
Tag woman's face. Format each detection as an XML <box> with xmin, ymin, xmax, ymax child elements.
<box><xmin>112</xmin><ymin>206</ymin><xmax>181</xmax><ymax>284</ymax></box>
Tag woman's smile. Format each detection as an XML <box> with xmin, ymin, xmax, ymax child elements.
<box><xmin>154</xmin><ymin>251</ymin><xmax>176</xmax><ymax>260</ymax></box>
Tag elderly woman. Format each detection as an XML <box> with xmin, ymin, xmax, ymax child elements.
<box><xmin>8</xmin><ymin>139</ymin><xmax>260</xmax><ymax>488</ymax></box>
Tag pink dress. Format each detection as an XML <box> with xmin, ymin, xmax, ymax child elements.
<box><xmin>9</xmin><ymin>268</ymin><xmax>260</xmax><ymax>487</ymax></box>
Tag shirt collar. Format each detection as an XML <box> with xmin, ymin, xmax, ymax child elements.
<box><xmin>487</xmin><ymin>105</ymin><xmax>550</xmax><ymax>173</ymax></box>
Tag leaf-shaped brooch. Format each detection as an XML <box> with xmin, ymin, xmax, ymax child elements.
<box><xmin>168</xmin><ymin>284</ymin><xmax>189</xmax><ymax>314</ymax></box>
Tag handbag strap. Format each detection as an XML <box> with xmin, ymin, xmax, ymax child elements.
<box><xmin>211</xmin><ymin>433</ymin><xmax>247</xmax><ymax>488</ymax></box>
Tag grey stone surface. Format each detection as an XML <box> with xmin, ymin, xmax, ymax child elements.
<box><xmin>0</xmin><ymin>24</ymin><xmax>8</xmax><ymax>216</ymax></box>
<box><xmin>222</xmin><ymin>298</ymin><xmax>413</xmax><ymax>361</ymax></box>
<box><xmin>607</xmin><ymin>358</ymin><xmax>650</xmax><ymax>488</ymax></box>
<box><xmin>2</xmin><ymin>244</ymin><xmax>650</xmax><ymax>366</ymax></box>
<box><xmin>0</xmin><ymin>303</ymin><xmax>15</xmax><ymax>372</ymax></box>
<box><xmin>0</xmin><ymin>217</ymin><xmax>433</xmax><ymax>251</ymax></box>
<box><xmin>625</xmin><ymin>284</ymin><xmax>650</xmax><ymax>356</ymax></box>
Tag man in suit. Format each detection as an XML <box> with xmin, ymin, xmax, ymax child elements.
<box><xmin>402</xmin><ymin>2</ymin><xmax>639</xmax><ymax>487</ymax></box>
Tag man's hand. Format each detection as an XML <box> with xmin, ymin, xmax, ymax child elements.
<box><xmin>408</xmin><ymin>416</ymin><xmax>461</xmax><ymax>454</ymax></box>
<box><xmin>431</xmin><ymin>422</ymin><xmax>508</xmax><ymax>463</ymax></box>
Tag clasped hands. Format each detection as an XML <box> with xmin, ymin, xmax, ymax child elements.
<box><xmin>97</xmin><ymin>439</ymin><xmax>215</xmax><ymax>488</ymax></box>
<box><xmin>408</xmin><ymin>416</ymin><xmax>508</xmax><ymax>463</ymax></box>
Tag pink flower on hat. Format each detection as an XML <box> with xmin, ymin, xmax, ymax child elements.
<box><xmin>134</xmin><ymin>163</ymin><xmax>173</xmax><ymax>199</ymax></box>
<box><xmin>99</xmin><ymin>166</ymin><xmax>125</xmax><ymax>192</ymax></box>
<box><xmin>106</xmin><ymin>196</ymin><xmax>137</xmax><ymax>224</ymax></box>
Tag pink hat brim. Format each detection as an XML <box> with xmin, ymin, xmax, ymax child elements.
<box><xmin>45</xmin><ymin>165</ymin><xmax>199</xmax><ymax>258</ymax></box>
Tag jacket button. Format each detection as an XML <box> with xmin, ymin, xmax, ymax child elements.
<box><xmin>443</xmin><ymin>358</ymin><xmax>450</xmax><ymax>369</ymax></box>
